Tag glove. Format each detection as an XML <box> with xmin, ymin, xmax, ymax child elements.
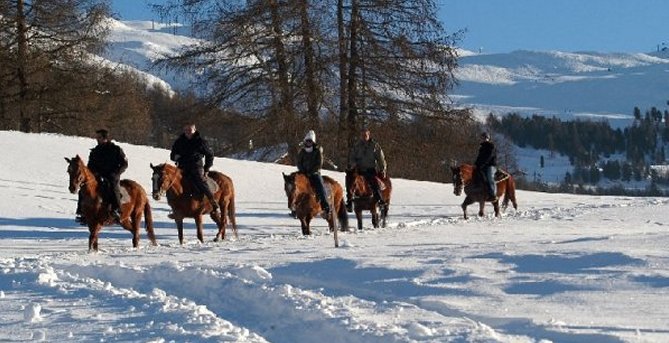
<box><xmin>380</xmin><ymin>170</ymin><xmax>386</xmax><ymax>179</ymax></box>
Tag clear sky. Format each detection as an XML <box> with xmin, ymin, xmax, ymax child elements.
<box><xmin>111</xmin><ymin>0</ymin><xmax>669</xmax><ymax>54</ymax></box>
<box><xmin>438</xmin><ymin>0</ymin><xmax>669</xmax><ymax>53</ymax></box>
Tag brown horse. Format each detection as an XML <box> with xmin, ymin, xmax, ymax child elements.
<box><xmin>282</xmin><ymin>172</ymin><xmax>348</xmax><ymax>247</ymax></box>
<box><xmin>150</xmin><ymin>163</ymin><xmax>237</xmax><ymax>244</ymax></box>
<box><xmin>65</xmin><ymin>155</ymin><xmax>156</xmax><ymax>251</ymax></box>
<box><xmin>450</xmin><ymin>163</ymin><xmax>518</xmax><ymax>219</ymax></box>
<box><xmin>345</xmin><ymin>169</ymin><xmax>392</xmax><ymax>230</ymax></box>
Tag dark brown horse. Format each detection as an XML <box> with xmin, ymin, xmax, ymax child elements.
<box><xmin>345</xmin><ymin>169</ymin><xmax>392</xmax><ymax>230</ymax></box>
<box><xmin>451</xmin><ymin>164</ymin><xmax>518</xmax><ymax>219</ymax></box>
<box><xmin>282</xmin><ymin>172</ymin><xmax>348</xmax><ymax>247</ymax></box>
<box><xmin>150</xmin><ymin>163</ymin><xmax>237</xmax><ymax>244</ymax></box>
<box><xmin>65</xmin><ymin>155</ymin><xmax>156</xmax><ymax>251</ymax></box>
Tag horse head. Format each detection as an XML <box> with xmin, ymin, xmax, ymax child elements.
<box><xmin>150</xmin><ymin>163</ymin><xmax>178</xmax><ymax>200</ymax></box>
<box><xmin>65</xmin><ymin>155</ymin><xmax>88</xmax><ymax>194</ymax></box>
<box><xmin>345</xmin><ymin>168</ymin><xmax>368</xmax><ymax>198</ymax></box>
<box><xmin>450</xmin><ymin>165</ymin><xmax>464</xmax><ymax>196</ymax></box>
<box><xmin>282</xmin><ymin>172</ymin><xmax>298</xmax><ymax>212</ymax></box>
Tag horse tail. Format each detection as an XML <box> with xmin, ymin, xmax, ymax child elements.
<box><xmin>144</xmin><ymin>200</ymin><xmax>157</xmax><ymax>245</ymax></box>
<box><xmin>502</xmin><ymin>175</ymin><xmax>518</xmax><ymax>210</ymax></box>
<box><xmin>337</xmin><ymin>198</ymin><xmax>349</xmax><ymax>231</ymax></box>
<box><xmin>228</xmin><ymin>192</ymin><xmax>238</xmax><ymax>238</ymax></box>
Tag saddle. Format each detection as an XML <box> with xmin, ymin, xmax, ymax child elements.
<box><xmin>97</xmin><ymin>177</ymin><xmax>130</xmax><ymax>205</ymax></box>
<box><xmin>183</xmin><ymin>174</ymin><xmax>220</xmax><ymax>197</ymax></box>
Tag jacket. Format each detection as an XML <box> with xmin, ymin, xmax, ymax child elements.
<box><xmin>475</xmin><ymin>141</ymin><xmax>497</xmax><ymax>168</ymax></box>
<box><xmin>88</xmin><ymin>142</ymin><xmax>128</xmax><ymax>177</ymax></box>
<box><xmin>170</xmin><ymin>132</ymin><xmax>214</xmax><ymax>171</ymax></box>
<box><xmin>297</xmin><ymin>144</ymin><xmax>323</xmax><ymax>175</ymax></box>
<box><xmin>349</xmin><ymin>139</ymin><xmax>386</xmax><ymax>172</ymax></box>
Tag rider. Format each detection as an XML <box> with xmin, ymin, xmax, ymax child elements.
<box><xmin>296</xmin><ymin>130</ymin><xmax>331</xmax><ymax>218</ymax></box>
<box><xmin>76</xmin><ymin>129</ymin><xmax>128</xmax><ymax>223</ymax></box>
<box><xmin>347</xmin><ymin>126</ymin><xmax>387</xmax><ymax>211</ymax></box>
<box><xmin>475</xmin><ymin>132</ymin><xmax>497</xmax><ymax>201</ymax></box>
<box><xmin>170</xmin><ymin>122</ymin><xmax>219</xmax><ymax>213</ymax></box>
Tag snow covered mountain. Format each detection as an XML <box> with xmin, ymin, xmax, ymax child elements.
<box><xmin>102</xmin><ymin>18</ymin><xmax>669</xmax><ymax>128</ymax></box>
<box><xmin>454</xmin><ymin>49</ymin><xmax>669</xmax><ymax>126</ymax></box>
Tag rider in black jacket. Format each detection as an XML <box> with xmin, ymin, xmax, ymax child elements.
<box><xmin>170</xmin><ymin>123</ymin><xmax>219</xmax><ymax>212</ymax></box>
<box><xmin>475</xmin><ymin>132</ymin><xmax>497</xmax><ymax>201</ymax></box>
<box><xmin>77</xmin><ymin>129</ymin><xmax>128</xmax><ymax>223</ymax></box>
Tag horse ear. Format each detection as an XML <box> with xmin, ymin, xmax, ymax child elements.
<box><xmin>282</xmin><ymin>172</ymin><xmax>288</xmax><ymax>181</ymax></box>
<box><xmin>65</xmin><ymin>157</ymin><xmax>71</xmax><ymax>163</ymax></box>
<box><xmin>150</xmin><ymin>163</ymin><xmax>155</xmax><ymax>169</ymax></box>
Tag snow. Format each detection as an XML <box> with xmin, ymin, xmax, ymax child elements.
<box><xmin>1</xmin><ymin>130</ymin><xmax>669</xmax><ymax>342</ymax></box>
<box><xmin>453</xmin><ymin>50</ymin><xmax>669</xmax><ymax>127</ymax></box>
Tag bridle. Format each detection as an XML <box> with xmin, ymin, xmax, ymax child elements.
<box><xmin>68</xmin><ymin>161</ymin><xmax>88</xmax><ymax>194</ymax></box>
<box><xmin>152</xmin><ymin>166</ymin><xmax>178</xmax><ymax>199</ymax></box>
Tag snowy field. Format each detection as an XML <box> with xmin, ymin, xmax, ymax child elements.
<box><xmin>1</xmin><ymin>131</ymin><xmax>669</xmax><ymax>342</ymax></box>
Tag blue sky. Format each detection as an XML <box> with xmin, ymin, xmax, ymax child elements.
<box><xmin>111</xmin><ymin>0</ymin><xmax>669</xmax><ymax>53</ymax></box>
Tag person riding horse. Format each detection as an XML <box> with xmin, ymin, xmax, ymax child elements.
<box><xmin>295</xmin><ymin>130</ymin><xmax>331</xmax><ymax>218</ymax></box>
<box><xmin>76</xmin><ymin>129</ymin><xmax>128</xmax><ymax>223</ymax></box>
<box><xmin>347</xmin><ymin>127</ymin><xmax>387</xmax><ymax>212</ymax></box>
<box><xmin>475</xmin><ymin>132</ymin><xmax>497</xmax><ymax>201</ymax></box>
<box><xmin>170</xmin><ymin>123</ymin><xmax>219</xmax><ymax>214</ymax></box>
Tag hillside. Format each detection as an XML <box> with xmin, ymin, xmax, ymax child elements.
<box><xmin>455</xmin><ymin>49</ymin><xmax>669</xmax><ymax>126</ymax></box>
<box><xmin>102</xmin><ymin>19</ymin><xmax>669</xmax><ymax>127</ymax></box>
<box><xmin>1</xmin><ymin>130</ymin><xmax>669</xmax><ymax>342</ymax></box>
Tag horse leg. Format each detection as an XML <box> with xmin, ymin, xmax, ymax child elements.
<box><xmin>461</xmin><ymin>196</ymin><xmax>475</xmax><ymax>220</ymax></box>
<box><xmin>88</xmin><ymin>224</ymin><xmax>101</xmax><ymax>252</ymax></box>
<box><xmin>213</xmin><ymin>203</ymin><xmax>225</xmax><ymax>242</ymax></box>
<box><xmin>493</xmin><ymin>199</ymin><xmax>501</xmax><ymax>217</ymax></box>
<box><xmin>120</xmin><ymin>210</ymin><xmax>141</xmax><ymax>248</ymax></box>
<box><xmin>478</xmin><ymin>200</ymin><xmax>485</xmax><ymax>217</ymax></box>
<box><xmin>300</xmin><ymin>216</ymin><xmax>311</xmax><ymax>235</ymax></box>
<box><xmin>176</xmin><ymin>218</ymin><xmax>185</xmax><ymax>245</ymax></box>
<box><xmin>195</xmin><ymin>215</ymin><xmax>204</xmax><ymax>243</ymax></box>
<box><xmin>381</xmin><ymin>204</ymin><xmax>388</xmax><ymax>228</ymax></box>
<box><xmin>371</xmin><ymin>207</ymin><xmax>379</xmax><ymax>228</ymax></box>
<box><xmin>355</xmin><ymin>209</ymin><xmax>363</xmax><ymax>231</ymax></box>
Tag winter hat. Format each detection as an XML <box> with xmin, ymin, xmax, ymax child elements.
<box><xmin>304</xmin><ymin>130</ymin><xmax>316</xmax><ymax>143</ymax></box>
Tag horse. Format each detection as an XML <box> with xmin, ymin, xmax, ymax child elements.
<box><xmin>282</xmin><ymin>172</ymin><xmax>348</xmax><ymax>247</ymax></box>
<box><xmin>345</xmin><ymin>168</ymin><xmax>392</xmax><ymax>230</ymax></box>
<box><xmin>450</xmin><ymin>163</ymin><xmax>518</xmax><ymax>219</ymax></box>
<box><xmin>150</xmin><ymin>163</ymin><xmax>237</xmax><ymax>244</ymax></box>
<box><xmin>65</xmin><ymin>155</ymin><xmax>156</xmax><ymax>251</ymax></box>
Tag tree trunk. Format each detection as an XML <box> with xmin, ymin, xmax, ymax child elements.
<box><xmin>337</xmin><ymin>0</ymin><xmax>349</xmax><ymax>168</ymax></box>
<box><xmin>346</xmin><ymin>0</ymin><xmax>359</xmax><ymax>152</ymax></box>
<box><xmin>16</xmin><ymin>0</ymin><xmax>30</xmax><ymax>132</ymax></box>
<box><xmin>299</xmin><ymin>0</ymin><xmax>319</xmax><ymax>128</ymax></box>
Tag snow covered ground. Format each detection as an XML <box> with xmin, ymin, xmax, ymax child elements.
<box><xmin>1</xmin><ymin>131</ymin><xmax>669</xmax><ymax>342</ymax></box>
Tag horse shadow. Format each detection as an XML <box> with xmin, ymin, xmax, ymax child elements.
<box><xmin>0</xmin><ymin>217</ymin><xmax>133</xmax><ymax>240</ymax></box>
